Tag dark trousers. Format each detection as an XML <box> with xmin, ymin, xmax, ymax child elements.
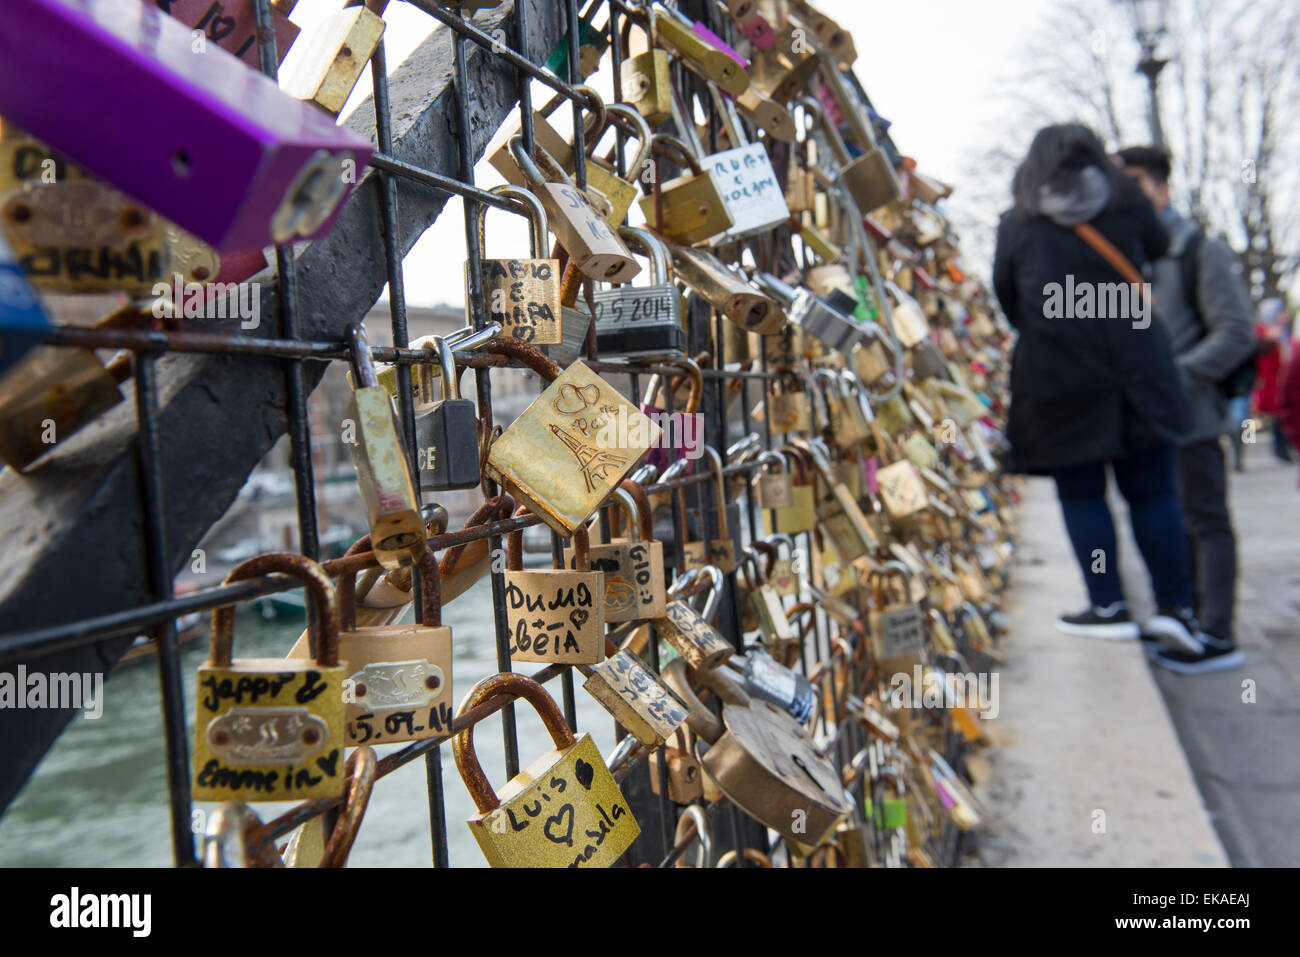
<box><xmin>1052</xmin><ymin>443</ymin><xmax>1193</xmax><ymax>610</ymax></box>
<box><xmin>1175</xmin><ymin>438</ymin><xmax>1237</xmax><ymax>641</ymax></box>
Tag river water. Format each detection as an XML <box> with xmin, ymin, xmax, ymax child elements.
<box><xmin>0</xmin><ymin>574</ymin><xmax>620</xmax><ymax>867</ymax></box>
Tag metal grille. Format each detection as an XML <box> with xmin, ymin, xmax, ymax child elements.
<box><xmin>0</xmin><ymin>0</ymin><xmax>978</xmax><ymax>868</ymax></box>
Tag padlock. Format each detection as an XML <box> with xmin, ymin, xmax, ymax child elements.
<box><xmin>469</xmin><ymin>185</ymin><xmax>561</xmax><ymax>345</ymax></box>
<box><xmin>3</xmin><ymin>0</ymin><xmax>372</xmax><ymax>251</ymax></box>
<box><xmin>284</xmin><ymin>2</ymin><xmax>385</xmax><ymax>116</ymax></box>
<box><xmin>690</xmin><ymin>660</ymin><xmax>851</xmax><ymax>846</ymax></box>
<box><xmin>154</xmin><ymin>0</ymin><xmax>300</xmax><ymax>70</ymax></box>
<box><xmin>882</xmin><ymin>280</ymin><xmax>931</xmax><ymax>348</ymax></box>
<box><xmin>454</xmin><ymin>674</ymin><xmax>640</xmax><ymax>867</ymax></box>
<box><xmin>766</xmin><ymin>534</ymin><xmax>804</xmax><ymax>597</ymax></box>
<box><xmin>652</xmin><ymin>569</ymin><xmax>735</xmax><ymax>671</ymax></box>
<box><xmin>681</xmin><ymin>447</ymin><xmax>737</xmax><ymax>573</ymax></box>
<box><xmin>508</xmin><ymin>137</ymin><xmax>640</xmax><ymax>285</ymax></box>
<box><xmin>763</xmin><ymin>448</ymin><xmax>817</xmax><ymax>535</ymax></box>
<box><xmin>753</xmin><ymin>270</ymin><xmax>868</xmax><ymax>355</ymax></box>
<box><xmin>796</xmin><ymin>95</ymin><xmax>901</xmax><ymax>217</ymax></box>
<box><xmin>483</xmin><ymin>340</ymin><xmax>660</xmax><ymax>537</ymax></box>
<box><xmin>791</xmin><ymin>1</ymin><xmax>857</xmax><ymax>66</ymax></box>
<box><xmin>577</xmin><ymin>482</ymin><xmax>667</xmax><ymax>623</ymax></box>
<box><xmin>579</xmin><ymin>101</ymin><xmax>654</xmax><ymax>227</ymax></box>
<box><xmin>649</xmin><ymin>728</ymin><xmax>705</xmax><ymax>804</ymax></box>
<box><xmin>193</xmin><ymin>553</ymin><xmax>348</xmax><ymax>802</ymax></box>
<box><xmin>647</xmin><ymin>6</ymin><xmax>749</xmax><ymax>95</ymax></box>
<box><xmin>720</xmin><ymin>0</ymin><xmax>776</xmax><ymax>49</ymax></box>
<box><xmin>748</xmin><ymin>23</ymin><xmax>820</xmax><ymax>103</ymax></box>
<box><xmin>640</xmin><ymin>356</ymin><xmax>703</xmax><ymax>475</ymax></box>
<box><xmin>286</xmin><ymin>544</ymin><xmax>452</xmax><ymax>746</ymax></box>
<box><xmin>581</xmin><ymin>647</ymin><xmax>690</xmax><ymax>748</ymax></box>
<box><xmin>504</xmin><ymin>515</ymin><xmax>604</xmax><ymax>665</ymax></box>
<box><xmin>813</xmin><ymin>368</ymin><xmax>866</xmax><ymax>447</ymax></box>
<box><xmin>751</xmin><ymin>374</ymin><xmax>811</xmax><ymax>435</ymax></box>
<box><xmin>869</xmin><ymin>561</ymin><xmax>927</xmax><ymax>679</ymax></box>
<box><xmin>877</xmin><ymin>459</ymin><xmax>929</xmax><ymax>521</ymax></box>
<box><xmin>853</xmin><ymin>337</ymin><xmax>893</xmax><ymax>385</ymax></box>
<box><xmin>409</xmin><ymin>335</ymin><xmax>481</xmax><ymax>492</ymax></box>
<box><xmin>638</xmin><ymin>135</ymin><xmax>734</xmax><ymax>246</ymax></box>
<box><xmin>593</xmin><ymin>227</ymin><xmax>685</xmax><ymax>361</ymax></box>
<box><xmin>619</xmin><ymin>16</ymin><xmax>673</xmax><ymax>126</ymax></box>
<box><xmin>752</xmin><ymin>583</ymin><xmax>797</xmax><ymax>648</ymax></box>
<box><xmin>670</xmin><ymin>242</ymin><xmax>787</xmax><ymax>336</ymax></box>
<box><xmin>733</xmin><ymin>548</ymin><xmax>766</xmax><ymax>635</ymax></box>
<box><xmin>343</xmin><ymin>323</ymin><xmax>424</xmax><ymax>570</ymax></box>
<box><xmin>753</xmin><ymin>450</ymin><xmax>795</xmax><ymax>509</ymax></box>
<box><xmin>870</xmin><ymin>766</ymin><xmax>911</xmax><ymax>868</ymax></box>
<box><xmin>704</xmin><ymin>140</ymin><xmax>793</xmax><ymax>242</ymax></box>
<box><xmin>201</xmin><ymin>802</ymin><xmax>285</xmax><ymax>869</ymax></box>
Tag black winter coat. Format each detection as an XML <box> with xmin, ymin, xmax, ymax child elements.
<box><xmin>992</xmin><ymin>178</ymin><xmax>1189</xmax><ymax>474</ymax></box>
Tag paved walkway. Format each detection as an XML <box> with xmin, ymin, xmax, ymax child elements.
<box><xmin>979</xmin><ymin>440</ymin><xmax>1299</xmax><ymax>866</ymax></box>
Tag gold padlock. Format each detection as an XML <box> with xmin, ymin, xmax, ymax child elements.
<box><xmin>638</xmin><ymin>134</ymin><xmax>734</xmax><ymax>246</ymax></box>
<box><xmin>508</xmin><ymin>137</ymin><xmax>641</xmax><ymax>285</ymax></box>
<box><xmin>579</xmin><ymin>101</ymin><xmax>654</xmax><ymax>227</ymax></box>
<box><xmin>763</xmin><ymin>448</ymin><xmax>817</xmax><ymax>535</ymax></box>
<box><xmin>748</xmin><ymin>24</ymin><xmax>820</xmax><ymax>103</ymax></box>
<box><xmin>469</xmin><ymin>185</ymin><xmax>561</xmax><ymax>345</ymax></box>
<box><xmin>653</xmin><ymin>571</ymin><xmax>735</xmax><ymax>671</ymax></box>
<box><xmin>649</xmin><ymin>727</ymin><xmax>706</xmax><ymax>804</ymax></box>
<box><xmin>483</xmin><ymin>340</ymin><xmax>660</xmax><ymax>537</ymax></box>
<box><xmin>504</xmin><ymin>516</ymin><xmax>605</xmax><ymax>665</ymax></box>
<box><xmin>797</xmin><ymin>95</ymin><xmax>902</xmax><ymax>217</ymax></box>
<box><xmin>869</xmin><ymin>562</ymin><xmax>928</xmax><ymax>678</ymax></box>
<box><xmin>582</xmin><ymin>648</ymin><xmax>690</xmax><ymax>748</ymax></box>
<box><xmin>619</xmin><ymin>17</ymin><xmax>673</xmax><ymax>126</ymax></box>
<box><xmin>578</xmin><ymin>482</ymin><xmax>667</xmax><ymax>623</ymax></box>
<box><xmin>680</xmin><ymin>446</ymin><xmax>737</xmax><ymax>573</ymax></box>
<box><xmin>648</xmin><ymin>7</ymin><xmax>749</xmax><ymax>95</ymax></box>
<box><xmin>454</xmin><ymin>674</ymin><xmax>640</xmax><ymax>868</ymax></box>
<box><xmin>669</xmin><ymin>241</ymin><xmax>786</xmax><ymax>335</ymax></box>
<box><xmin>753</xmin><ymin>449</ymin><xmax>795</xmax><ymax>509</ymax></box>
<box><xmin>344</xmin><ymin>324</ymin><xmax>424</xmax><ymax>570</ymax></box>
<box><xmin>286</xmin><ymin>544</ymin><xmax>452</xmax><ymax>745</ymax></box>
<box><xmin>284</xmin><ymin>2</ymin><xmax>385</xmax><ymax>116</ymax></box>
<box><xmin>193</xmin><ymin>553</ymin><xmax>348</xmax><ymax>803</ymax></box>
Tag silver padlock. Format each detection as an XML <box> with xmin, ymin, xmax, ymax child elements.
<box><xmin>593</xmin><ymin>226</ymin><xmax>685</xmax><ymax>361</ymax></box>
<box><xmin>754</xmin><ymin>271</ymin><xmax>869</xmax><ymax>356</ymax></box>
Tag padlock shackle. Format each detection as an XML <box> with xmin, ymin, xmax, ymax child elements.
<box><xmin>727</xmin><ymin>431</ymin><xmax>762</xmax><ymax>461</ymax></box>
<box><xmin>667</xmin><ymin>356</ymin><xmax>703</xmax><ymax>414</ymax></box>
<box><xmin>345</xmin><ymin>322</ymin><xmax>379</xmax><ymax>389</ymax></box>
<box><xmin>476</xmin><ymin>184</ymin><xmax>551</xmax><ymax>261</ymax></box>
<box><xmin>210</xmin><ymin>552</ymin><xmax>339</xmax><ymax>667</ymax></box>
<box><xmin>778</xmin><ymin>447</ymin><xmax>809</xmax><ymax>486</ymax></box>
<box><xmin>672</xmin><ymin>803</ymin><xmax>712</xmax><ymax>869</ymax></box>
<box><xmin>453</xmin><ymin>673</ymin><xmax>577</xmax><ymax>814</ymax></box>
<box><xmin>765</xmin><ymin>533</ymin><xmax>797</xmax><ymax>558</ymax></box>
<box><xmin>482</xmin><ymin>337</ymin><xmax>561</xmax><ymax>382</ymax></box>
<box><xmin>697</xmin><ymin>445</ymin><xmax>729</xmax><ymax>541</ymax></box>
<box><xmin>794</xmin><ymin>95</ymin><xmax>851</xmax><ymax>169</ymax></box>
<box><xmin>870</xmin><ymin>559</ymin><xmax>913</xmax><ymax>606</ymax></box>
<box><xmin>338</xmin><ymin>540</ymin><xmax>442</xmax><ymax>629</ymax></box>
<box><xmin>660</xmin><ymin>658</ymin><xmax>725</xmax><ymax>745</ymax></box>
<box><xmin>506</xmin><ymin>505</ymin><xmax>591</xmax><ymax>571</ymax></box>
<box><xmin>589</xmin><ymin>103</ymin><xmax>653</xmax><ymax>177</ymax></box>
<box><xmin>616</xmin><ymin>479</ymin><xmax>654</xmax><ymax>543</ymax></box>
<box><xmin>695</xmin><ymin>657</ymin><xmax>752</xmax><ymax>708</ymax></box>
<box><xmin>649</xmin><ymin>133</ymin><xmax>704</xmax><ymax>177</ymax></box>
<box><xmin>749</xmin><ymin>538</ymin><xmax>778</xmax><ymax>580</ymax></box>
<box><xmin>508</xmin><ymin>135</ymin><xmax>577</xmax><ymax>193</ymax></box>
<box><xmin>616</xmin><ymin>225</ymin><xmax>671</xmax><ymax>287</ymax></box>
<box><xmin>319</xmin><ymin>745</ymin><xmax>376</xmax><ymax>868</ymax></box>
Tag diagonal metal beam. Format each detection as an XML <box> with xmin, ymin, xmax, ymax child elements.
<box><xmin>0</xmin><ymin>0</ymin><xmax>562</xmax><ymax>815</ymax></box>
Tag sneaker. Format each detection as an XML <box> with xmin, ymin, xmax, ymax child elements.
<box><xmin>1144</xmin><ymin>605</ymin><xmax>1205</xmax><ymax>654</ymax></box>
<box><xmin>1056</xmin><ymin>603</ymin><xmax>1140</xmax><ymax>640</ymax></box>
<box><xmin>1152</xmin><ymin>635</ymin><xmax>1244</xmax><ymax>675</ymax></box>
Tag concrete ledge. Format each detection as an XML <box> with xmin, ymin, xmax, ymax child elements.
<box><xmin>979</xmin><ymin>476</ymin><xmax>1228</xmax><ymax>867</ymax></box>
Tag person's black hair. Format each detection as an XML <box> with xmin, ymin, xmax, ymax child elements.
<box><xmin>1010</xmin><ymin>123</ymin><xmax>1135</xmax><ymax>220</ymax></box>
<box><xmin>1116</xmin><ymin>146</ymin><xmax>1172</xmax><ymax>185</ymax></box>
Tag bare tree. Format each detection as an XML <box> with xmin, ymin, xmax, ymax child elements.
<box><xmin>961</xmin><ymin>0</ymin><xmax>1299</xmax><ymax>303</ymax></box>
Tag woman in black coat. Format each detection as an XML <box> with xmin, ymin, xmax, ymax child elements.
<box><xmin>993</xmin><ymin>123</ymin><xmax>1201</xmax><ymax>651</ymax></box>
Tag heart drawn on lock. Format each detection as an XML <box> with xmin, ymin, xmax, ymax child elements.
<box><xmin>569</xmin><ymin>608</ymin><xmax>589</xmax><ymax>629</ymax></box>
<box><xmin>553</xmin><ymin>382</ymin><xmax>601</xmax><ymax>415</ymax></box>
<box><xmin>574</xmin><ymin>758</ymin><xmax>595</xmax><ymax>790</ymax></box>
<box><xmin>206</xmin><ymin>15</ymin><xmax>237</xmax><ymax>43</ymax></box>
<box><xmin>543</xmin><ymin>803</ymin><xmax>575</xmax><ymax>846</ymax></box>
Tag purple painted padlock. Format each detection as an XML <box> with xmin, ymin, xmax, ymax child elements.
<box><xmin>0</xmin><ymin>0</ymin><xmax>373</xmax><ymax>252</ymax></box>
<box><xmin>691</xmin><ymin>22</ymin><xmax>749</xmax><ymax>70</ymax></box>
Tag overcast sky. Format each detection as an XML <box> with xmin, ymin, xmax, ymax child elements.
<box><xmin>283</xmin><ymin>0</ymin><xmax>1051</xmax><ymax>308</ymax></box>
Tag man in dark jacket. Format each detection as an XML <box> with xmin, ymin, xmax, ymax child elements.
<box><xmin>1118</xmin><ymin>146</ymin><xmax>1254</xmax><ymax>674</ymax></box>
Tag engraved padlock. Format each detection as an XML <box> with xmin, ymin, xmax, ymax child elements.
<box><xmin>638</xmin><ymin>135</ymin><xmax>735</xmax><ymax>246</ymax></box>
<box><xmin>454</xmin><ymin>674</ymin><xmax>640</xmax><ymax>868</ymax></box>
<box><xmin>577</xmin><ymin>482</ymin><xmax>667</xmax><ymax>623</ymax></box>
<box><xmin>193</xmin><ymin>553</ymin><xmax>348</xmax><ymax>803</ymax></box>
<box><xmin>753</xmin><ymin>450</ymin><xmax>795</xmax><ymax>510</ymax></box>
<box><xmin>593</xmin><ymin>226</ymin><xmax>685</xmax><ymax>361</ymax></box>
<box><xmin>670</xmin><ymin>241</ymin><xmax>787</xmax><ymax>335</ymax></box>
<box><xmin>504</xmin><ymin>512</ymin><xmax>605</xmax><ymax>665</ymax></box>
<box><xmin>470</xmin><ymin>185</ymin><xmax>561</xmax><ymax>345</ymax></box>
<box><xmin>652</xmin><ymin>567</ymin><xmax>735</xmax><ymax>671</ymax></box>
<box><xmin>508</xmin><ymin>136</ymin><xmax>640</xmax><ymax>285</ymax></box>
<box><xmin>286</xmin><ymin>543</ymin><xmax>452</xmax><ymax>745</ymax></box>
<box><xmin>483</xmin><ymin>339</ymin><xmax>660</xmax><ymax>537</ymax></box>
<box><xmin>344</xmin><ymin>323</ymin><xmax>424</xmax><ymax>569</ymax></box>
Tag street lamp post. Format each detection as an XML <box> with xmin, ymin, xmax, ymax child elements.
<box><xmin>1127</xmin><ymin>0</ymin><xmax>1170</xmax><ymax>146</ymax></box>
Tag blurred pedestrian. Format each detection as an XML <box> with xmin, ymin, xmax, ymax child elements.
<box><xmin>1254</xmin><ymin>298</ymin><xmax>1293</xmax><ymax>462</ymax></box>
<box><xmin>993</xmin><ymin>124</ymin><xmax>1202</xmax><ymax>653</ymax></box>
<box><xmin>1118</xmin><ymin>146</ymin><xmax>1254</xmax><ymax>673</ymax></box>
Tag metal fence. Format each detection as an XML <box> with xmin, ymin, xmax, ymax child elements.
<box><xmin>0</xmin><ymin>0</ymin><xmax>1003</xmax><ymax>868</ymax></box>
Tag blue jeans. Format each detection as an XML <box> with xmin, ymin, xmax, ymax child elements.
<box><xmin>1052</xmin><ymin>443</ymin><xmax>1193</xmax><ymax>609</ymax></box>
